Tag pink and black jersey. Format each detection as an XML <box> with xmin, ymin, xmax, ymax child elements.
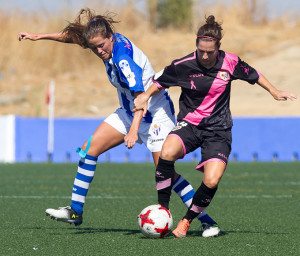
<box><xmin>153</xmin><ymin>50</ymin><xmax>260</xmax><ymax>130</ymax></box>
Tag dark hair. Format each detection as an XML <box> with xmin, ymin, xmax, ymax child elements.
<box><xmin>62</xmin><ymin>8</ymin><xmax>119</xmax><ymax>49</ymax></box>
<box><xmin>196</xmin><ymin>15</ymin><xmax>223</xmax><ymax>48</ymax></box>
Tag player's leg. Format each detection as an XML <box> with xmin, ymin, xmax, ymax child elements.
<box><xmin>173</xmin><ymin>129</ymin><xmax>231</xmax><ymax>238</ymax></box>
<box><xmin>46</xmin><ymin>111</ymin><xmax>128</xmax><ymax>225</ymax></box>
<box><xmin>173</xmin><ymin>161</ymin><xmax>226</xmax><ymax>238</ymax></box>
<box><xmin>153</xmin><ymin>148</ymin><xmax>205</xmax><ymax>215</ymax></box>
<box><xmin>145</xmin><ymin>119</ymin><xmax>221</xmax><ymax>237</ymax></box>
<box><xmin>69</xmin><ymin>121</ymin><xmax>125</xmax><ymax>215</ymax></box>
<box><xmin>155</xmin><ymin>135</ymin><xmax>183</xmax><ymax>209</ymax></box>
<box><xmin>173</xmin><ymin>174</ymin><xmax>218</xmax><ymax>226</ymax></box>
<box><xmin>151</xmin><ymin>120</ymin><xmax>219</xmax><ymax>226</ymax></box>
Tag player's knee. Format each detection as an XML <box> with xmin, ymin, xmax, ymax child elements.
<box><xmin>160</xmin><ymin>148</ymin><xmax>180</xmax><ymax>161</ymax></box>
<box><xmin>204</xmin><ymin>178</ymin><xmax>220</xmax><ymax>189</ymax></box>
<box><xmin>80</xmin><ymin>139</ymin><xmax>99</xmax><ymax>157</ymax></box>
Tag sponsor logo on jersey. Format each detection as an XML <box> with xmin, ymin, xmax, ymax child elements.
<box><xmin>150</xmin><ymin>138</ymin><xmax>164</xmax><ymax>144</ymax></box>
<box><xmin>119</xmin><ymin>59</ymin><xmax>136</xmax><ymax>87</ymax></box>
<box><xmin>152</xmin><ymin>123</ymin><xmax>161</xmax><ymax>136</ymax></box>
<box><xmin>189</xmin><ymin>73</ymin><xmax>204</xmax><ymax>78</ymax></box>
<box><xmin>219</xmin><ymin>71</ymin><xmax>229</xmax><ymax>81</ymax></box>
<box><xmin>171</xmin><ymin>121</ymin><xmax>188</xmax><ymax>131</ymax></box>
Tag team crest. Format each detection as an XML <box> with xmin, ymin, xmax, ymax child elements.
<box><xmin>219</xmin><ymin>71</ymin><xmax>229</xmax><ymax>81</ymax></box>
<box><xmin>152</xmin><ymin>123</ymin><xmax>161</xmax><ymax>136</ymax></box>
<box><xmin>119</xmin><ymin>60</ymin><xmax>136</xmax><ymax>87</ymax></box>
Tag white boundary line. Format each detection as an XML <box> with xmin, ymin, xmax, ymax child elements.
<box><xmin>0</xmin><ymin>194</ymin><xmax>293</xmax><ymax>199</ymax></box>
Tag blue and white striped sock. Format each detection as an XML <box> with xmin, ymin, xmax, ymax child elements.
<box><xmin>71</xmin><ymin>154</ymin><xmax>98</xmax><ymax>214</ymax></box>
<box><xmin>172</xmin><ymin>175</ymin><xmax>216</xmax><ymax>224</ymax></box>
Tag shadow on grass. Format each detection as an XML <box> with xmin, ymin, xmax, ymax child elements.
<box><xmin>188</xmin><ymin>230</ymin><xmax>289</xmax><ymax>237</ymax></box>
<box><xmin>23</xmin><ymin>226</ymin><xmax>140</xmax><ymax>236</ymax></box>
<box><xmin>23</xmin><ymin>225</ymin><xmax>290</xmax><ymax>238</ymax></box>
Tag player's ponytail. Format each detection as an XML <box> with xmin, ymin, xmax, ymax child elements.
<box><xmin>196</xmin><ymin>15</ymin><xmax>223</xmax><ymax>48</ymax></box>
<box><xmin>62</xmin><ymin>8</ymin><xmax>119</xmax><ymax>49</ymax></box>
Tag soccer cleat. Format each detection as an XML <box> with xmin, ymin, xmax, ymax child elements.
<box><xmin>201</xmin><ymin>222</ymin><xmax>221</xmax><ymax>237</ymax></box>
<box><xmin>172</xmin><ymin>218</ymin><xmax>191</xmax><ymax>238</ymax></box>
<box><xmin>45</xmin><ymin>206</ymin><xmax>83</xmax><ymax>226</ymax></box>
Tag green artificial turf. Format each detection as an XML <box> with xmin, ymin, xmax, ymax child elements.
<box><xmin>0</xmin><ymin>162</ymin><xmax>299</xmax><ymax>256</ymax></box>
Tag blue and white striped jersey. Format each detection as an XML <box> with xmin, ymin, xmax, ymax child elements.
<box><xmin>103</xmin><ymin>33</ymin><xmax>174</xmax><ymax>123</ymax></box>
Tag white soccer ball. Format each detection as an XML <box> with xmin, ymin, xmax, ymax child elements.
<box><xmin>137</xmin><ymin>204</ymin><xmax>173</xmax><ymax>238</ymax></box>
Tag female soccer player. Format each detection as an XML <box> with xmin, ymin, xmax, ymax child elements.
<box><xmin>18</xmin><ymin>9</ymin><xmax>220</xmax><ymax>237</ymax></box>
<box><xmin>134</xmin><ymin>15</ymin><xmax>297</xmax><ymax>238</ymax></box>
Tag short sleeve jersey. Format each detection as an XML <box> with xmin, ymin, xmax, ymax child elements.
<box><xmin>153</xmin><ymin>50</ymin><xmax>260</xmax><ymax>130</ymax></box>
<box><xmin>103</xmin><ymin>33</ymin><xmax>174</xmax><ymax>123</ymax></box>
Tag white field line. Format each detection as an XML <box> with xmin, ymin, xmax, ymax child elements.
<box><xmin>217</xmin><ymin>195</ymin><xmax>293</xmax><ymax>199</ymax></box>
<box><xmin>0</xmin><ymin>194</ymin><xmax>293</xmax><ymax>199</ymax></box>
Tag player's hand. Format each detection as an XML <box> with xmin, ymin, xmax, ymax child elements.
<box><xmin>18</xmin><ymin>32</ymin><xmax>39</xmax><ymax>41</ymax></box>
<box><xmin>133</xmin><ymin>93</ymin><xmax>149</xmax><ymax>117</ymax></box>
<box><xmin>272</xmin><ymin>90</ymin><xmax>297</xmax><ymax>101</ymax></box>
<box><xmin>124</xmin><ymin>131</ymin><xmax>138</xmax><ymax>149</ymax></box>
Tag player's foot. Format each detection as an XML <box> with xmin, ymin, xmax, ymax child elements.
<box><xmin>172</xmin><ymin>218</ymin><xmax>191</xmax><ymax>238</ymax></box>
<box><xmin>45</xmin><ymin>206</ymin><xmax>82</xmax><ymax>226</ymax></box>
<box><xmin>201</xmin><ymin>222</ymin><xmax>221</xmax><ymax>237</ymax></box>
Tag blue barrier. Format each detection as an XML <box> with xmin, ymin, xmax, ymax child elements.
<box><xmin>14</xmin><ymin>116</ymin><xmax>300</xmax><ymax>163</ymax></box>
<box><xmin>230</xmin><ymin>117</ymin><xmax>300</xmax><ymax>162</ymax></box>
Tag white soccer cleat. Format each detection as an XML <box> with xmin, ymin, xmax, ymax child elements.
<box><xmin>201</xmin><ymin>223</ymin><xmax>221</xmax><ymax>237</ymax></box>
<box><xmin>45</xmin><ymin>206</ymin><xmax>83</xmax><ymax>226</ymax></box>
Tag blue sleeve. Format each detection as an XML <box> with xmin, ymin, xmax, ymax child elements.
<box><xmin>115</xmin><ymin>53</ymin><xmax>144</xmax><ymax>93</ymax></box>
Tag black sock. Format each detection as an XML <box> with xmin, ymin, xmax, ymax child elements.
<box><xmin>184</xmin><ymin>182</ymin><xmax>218</xmax><ymax>221</ymax></box>
<box><xmin>155</xmin><ymin>157</ymin><xmax>175</xmax><ymax>210</ymax></box>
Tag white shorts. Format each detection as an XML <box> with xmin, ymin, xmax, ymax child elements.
<box><xmin>104</xmin><ymin>108</ymin><xmax>175</xmax><ymax>152</ymax></box>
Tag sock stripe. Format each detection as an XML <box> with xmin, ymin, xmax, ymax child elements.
<box><xmin>185</xmin><ymin>198</ymin><xmax>192</xmax><ymax>206</ymax></box>
<box><xmin>76</xmin><ymin>173</ymin><xmax>94</xmax><ymax>183</ymax></box>
<box><xmin>74</xmin><ymin>178</ymin><xmax>90</xmax><ymax>189</ymax></box>
<box><xmin>173</xmin><ymin>175</ymin><xmax>184</xmax><ymax>190</ymax></box>
<box><xmin>72</xmin><ymin>185</ymin><xmax>88</xmax><ymax>196</ymax></box>
<box><xmin>72</xmin><ymin>193</ymin><xmax>86</xmax><ymax>203</ymax></box>
<box><xmin>182</xmin><ymin>189</ymin><xmax>195</xmax><ymax>203</ymax></box>
<box><xmin>156</xmin><ymin>178</ymin><xmax>172</xmax><ymax>190</ymax></box>
<box><xmin>78</xmin><ymin>167</ymin><xmax>95</xmax><ymax>177</ymax></box>
<box><xmin>84</xmin><ymin>154</ymin><xmax>98</xmax><ymax>161</ymax></box>
<box><xmin>175</xmin><ymin>179</ymin><xmax>189</xmax><ymax>191</ymax></box>
<box><xmin>191</xmin><ymin>204</ymin><xmax>206</xmax><ymax>214</ymax></box>
<box><xmin>78</xmin><ymin>161</ymin><xmax>97</xmax><ymax>171</ymax></box>
<box><xmin>178</xmin><ymin>184</ymin><xmax>194</xmax><ymax>197</ymax></box>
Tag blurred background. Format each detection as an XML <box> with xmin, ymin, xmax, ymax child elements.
<box><xmin>1</xmin><ymin>0</ymin><xmax>300</xmax><ymax>117</ymax></box>
<box><xmin>0</xmin><ymin>0</ymin><xmax>299</xmax><ymax>163</ymax></box>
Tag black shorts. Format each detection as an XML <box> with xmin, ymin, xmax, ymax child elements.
<box><xmin>168</xmin><ymin>121</ymin><xmax>232</xmax><ymax>172</ymax></box>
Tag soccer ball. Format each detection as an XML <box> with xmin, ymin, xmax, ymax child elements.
<box><xmin>137</xmin><ymin>204</ymin><xmax>173</xmax><ymax>238</ymax></box>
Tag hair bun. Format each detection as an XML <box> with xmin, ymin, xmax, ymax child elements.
<box><xmin>206</xmin><ymin>15</ymin><xmax>216</xmax><ymax>25</ymax></box>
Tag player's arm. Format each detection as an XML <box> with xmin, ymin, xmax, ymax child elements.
<box><xmin>133</xmin><ymin>84</ymin><xmax>161</xmax><ymax>116</ymax></box>
<box><xmin>18</xmin><ymin>31</ymin><xmax>73</xmax><ymax>43</ymax></box>
<box><xmin>124</xmin><ymin>92</ymin><xmax>144</xmax><ymax>149</ymax></box>
<box><xmin>257</xmin><ymin>74</ymin><xmax>297</xmax><ymax>101</ymax></box>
